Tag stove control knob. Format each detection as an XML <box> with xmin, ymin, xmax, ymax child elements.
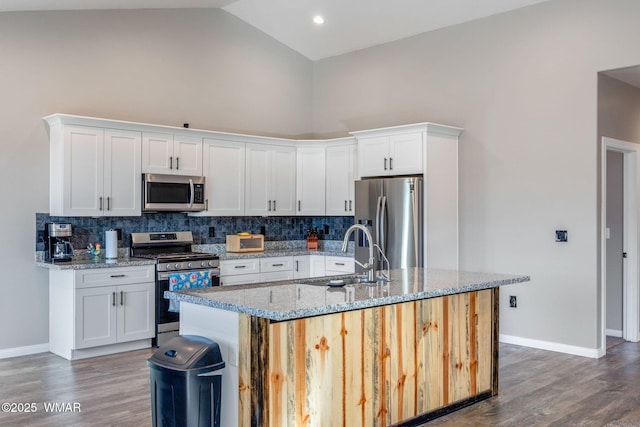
<box><xmin>175</xmin><ymin>263</ymin><xmax>180</xmax><ymax>269</ymax></box>
<box><xmin>188</xmin><ymin>262</ymin><xmax>193</xmax><ymax>268</ymax></box>
<box><xmin>166</xmin><ymin>264</ymin><xmax>172</xmax><ymax>270</ymax></box>
<box><xmin>200</xmin><ymin>261</ymin><xmax>206</xmax><ymax>267</ymax></box>
<box><xmin>208</xmin><ymin>261</ymin><xmax>215</xmax><ymax>267</ymax></box>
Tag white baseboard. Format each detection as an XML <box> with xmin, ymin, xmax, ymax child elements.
<box><xmin>499</xmin><ymin>334</ymin><xmax>600</xmax><ymax>358</ymax></box>
<box><xmin>605</xmin><ymin>329</ymin><xmax>623</xmax><ymax>338</ymax></box>
<box><xmin>0</xmin><ymin>343</ymin><xmax>49</xmax><ymax>359</ymax></box>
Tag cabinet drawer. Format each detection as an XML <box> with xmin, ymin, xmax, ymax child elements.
<box><xmin>260</xmin><ymin>256</ymin><xmax>293</xmax><ymax>273</ymax></box>
<box><xmin>221</xmin><ymin>273</ymin><xmax>261</xmax><ymax>286</ymax></box>
<box><xmin>220</xmin><ymin>259</ymin><xmax>260</xmax><ymax>276</ymax></box>
<box><xmin>325</xmin><ymin>256</ymin><xmax>355</xmax><ymax>274</ymax></box>
<box><xmin>260</xmin><ymin>270</ymin><xmax>294</xmax><ymax>283</ymax></box>
<box><xmin>75</xmin><ymin>266</ymin><xmax>154</xmax><ymax>289</ymax></box>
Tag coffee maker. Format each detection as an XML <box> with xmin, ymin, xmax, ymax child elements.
<box><xmin>45</xmin><ymin>223</ymin><xmax>75</xmax><ymax>262</ymax></box>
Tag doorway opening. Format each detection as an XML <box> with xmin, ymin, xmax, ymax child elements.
<box><xmin>600</xmin><ymin>137</ymin><xmax>640</xmax><ymax>356</ymax></box>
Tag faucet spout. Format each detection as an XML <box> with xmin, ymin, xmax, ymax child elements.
<box><xmin>342</xmin><ymin>224</ymin><xmax>376</xmax><ymax>282</ymax></box>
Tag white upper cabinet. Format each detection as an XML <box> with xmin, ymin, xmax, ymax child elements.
<box><xmin>49</xmin><ymin>124</ymin><xmax>141</xmax><ymax>217</ymax></box>
<box><xmin>142</xmin><ymin>132</ymin><xmax>202</xmax><ymax>175</ymax></box>
<box><xmin>245</xmin><ymin>144</ymin><xmax>296</xmax><ymax>216</ymax></box>
<box><xmin>355</xmin><ymin>131</ymin><xmax>423</xmax><ymax>177</ymax></box>
<box><xmin>326</xmin><ymin>142</ymin><xmax>357</xmax><ymax>216</ymax></box>
<box><xmin>296</xmin><ymin>146</ymin><xmax>326</xmax><ymax>216</ymax></box>
<box><xmin>200</xmin><ymin>139</ymin><xmax>245</xmax><ymax>216</ymax></box>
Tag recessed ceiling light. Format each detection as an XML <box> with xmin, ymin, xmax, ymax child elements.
<box><xmin>313</xmin><ymin>16</ymin><xmax>325</xmax><ymax>25</ymax></box>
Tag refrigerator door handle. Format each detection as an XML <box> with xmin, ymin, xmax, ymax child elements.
<box><xmin>380</xmin><ymin>196</ymin><xmax>387</xmax><ymax>256</ymax></box>
<box><xmin>375</xmin><ymin>196</ymin><xmax>382</xmax><ymax>250</ymax></box>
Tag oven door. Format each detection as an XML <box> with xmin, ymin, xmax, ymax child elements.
<box><xmin>143</xmin><ymin>173</ymin><xmax>206</xmax><ymax>212</ymax></box>
<box><xmin>157</xmin><ymin>267</ymin><xmax>221</xmax><ymax>323</ymax></box>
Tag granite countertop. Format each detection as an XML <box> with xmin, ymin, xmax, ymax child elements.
<box><xmin>36</xmin><ymin>245</ymin><xmax>353</xmax><ymax>270</ymax></box>
<box><xmin>216</xmin><ymin>248</ymin><xmax>352</xmax><ymax>261</ymax></box>
<box><xmin>165</xmin><ymin>267</ymin><xmax>530</xmax><ymax>321</ymax></box>
<box><xmin>36</xmin><ymin>256</ymin><xmax>157</xmax><ymax>270</ymax></box>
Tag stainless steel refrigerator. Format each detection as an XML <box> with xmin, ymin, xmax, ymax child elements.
<box><xmin>354</xmin><ymin>176</ymin><xmax>423</xmax><ymax>272</ymax></box>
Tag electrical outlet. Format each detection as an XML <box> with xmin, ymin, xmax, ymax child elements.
<box><xmin>208</xmin><ymin>227</ymin><xmax>215</xmax><ymax>238</ymax></box>
<box><xmin>260</xmin><ymin>225</ymin><xmax>266</xmax><ymax>236</ymax></box>
<box><xmin>509</xmin><ymin>295</ymin><xmax>517</xmax><ymax>308</ymax></box>
<box><xmin>324</xmin><ymin>224</ymin><xmax>329</xmax><ymax>235</ymax></box>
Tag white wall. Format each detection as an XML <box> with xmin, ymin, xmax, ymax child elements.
<box><xmin>0</xmin><ymin>8</ymin><xmax>312</xmax><ymax>352</ymax></box>
<box><xmin>311</xmin><ymin>0</ymin><xmax>640</xmax><ymax>350</ymax></box>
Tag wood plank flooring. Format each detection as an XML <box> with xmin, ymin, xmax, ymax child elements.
<box><xmin>0</xmin><ymin>340</ymin><xmax>639</xmax><ymax>426</ymax></box>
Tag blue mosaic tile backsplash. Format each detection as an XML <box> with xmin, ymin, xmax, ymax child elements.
<box><xmin>36</xmin><ymin>213</ymin><xmax>355</xmax><ymax>251</ymax></box>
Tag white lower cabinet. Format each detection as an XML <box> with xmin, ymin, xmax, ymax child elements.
<box><xmin>49</xmin><ymin>265</ymin><xmax>155</xmax><ymax>360</ymax></box>
<box><xmin>221</xmin><ymin>254</ymin><xmax>336</xmax><ymax>286</ymax></box>
<box><xmin>74</xmin><ymin>282</ymin><xmax>154</xmax><ymax>349</ymax></box>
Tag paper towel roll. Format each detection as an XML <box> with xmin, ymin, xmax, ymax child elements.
<box><xmin>105</xmin><ymin>230</ymin><xmax>118</xmax><ymax>260</ymax></box>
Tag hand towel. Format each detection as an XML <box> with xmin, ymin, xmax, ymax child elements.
<box><xmin>168</xmin><ymin>270</ymin><xmax>213</xmax><ymax>313</ymax></box>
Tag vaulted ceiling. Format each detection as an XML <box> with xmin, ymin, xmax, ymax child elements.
<box><xmin>0</xmin><ymin>0</ymin><xmax>552</xmax><ymax>60</ymax></box>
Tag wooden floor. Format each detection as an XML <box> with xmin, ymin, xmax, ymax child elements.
<box><xmin>0</xmin><ymin>339</ymin><xmax>639</xmax><ymax>426</ymax></box>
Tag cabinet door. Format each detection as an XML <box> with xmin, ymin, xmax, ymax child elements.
<box><xmin>293</xmin><ymin>255</ymin><xmax>311</xmax><ymax>279</ymax></box>
<box><xmin>116</xmin><ymin>282</ymin><xmax>155</xmax><ymax>343</ymax></box>
<box><xmin>388</xmin><ymin>132</ymin><xmax>423</xmax><ymax>175</ymax></box>
<box><xmin>174</xmin><ymin>135</ymin><xmax>203</xmax><ymax>175</ymax></box>
<box><xmin>270</xmin><ymin>146</ymin><xmax>296</xmax><ymax>216</ymax></box>
<box><xmin>221</xmin><ymin>273</ymin><xmax>261</xmax><ymax>286</ymax></box>
<box><xmin>310</xmin><ymin>256</ymin><xmax>326</xmax><ymax>278</ymax></box>
<box><xmin>202</xmin><ymin>139</ymin><xmax>245</xmax><ymax>216</ymax></box>
<box><xmin>74</xmin><ymin>286</ymin><xmax>117</xmax><ymax>349</ymax></box>
<box><xmin>296</xmin><ymin>147</ymin><xmax>326</xmax><ymax>216</ymax></box>
<box><xmin>63</xmin><ymin>125</ymin><xmax>104</xmax><ymax>216</ymax></box>
<box><xmin>260</xmin><ymin>256</ymin><xmax>294</xmax><ymax>273</ymax></box>
<box><xmin>357</xmin><ymin>136</ymin><xmax>389</xmax><ymax>177</ymax></box>
<box><xmin>260</xmin><ymin>270</ymin><xmax>294</xmax><ymax>282</ymax></box>
<box><xmin>326</xmin><ymin>144</ymin><xmax>356</xmax><ymax>216</ymax></box>
<box><xmin>103</xmin><ymin>129</ymin><xmax>141</xmax><ymax>216</ymax></box>
<box><xmin>245</xmin><ymin>144</ymin><xmax>271</xmax><ymax>216</ymax></box>
<box><xmin>142</xmin><ymin>132</ymin><xmax>173</xmax><ymax>173</ymax></box>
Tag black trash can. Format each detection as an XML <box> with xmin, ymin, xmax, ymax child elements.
<box><xmin>147</xmin><ymin>335</ymin><xmax>225</xmax><ymax>427</ymax></box>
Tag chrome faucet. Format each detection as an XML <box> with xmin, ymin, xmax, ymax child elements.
<box><xmin>342</xmin><ymin>224</ymin><xmax>376</xmax><ymax>282</ymax></box>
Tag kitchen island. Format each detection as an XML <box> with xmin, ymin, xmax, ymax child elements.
<box><xmin>166</xmin><ymin>268</ymin><xmax>529</xmax><ymax>426</ymax></box>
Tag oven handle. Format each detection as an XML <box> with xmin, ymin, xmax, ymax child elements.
<box><xmin>158</xmin><ymin>267</ymin><xmax>220</xmax><ymax>281</ymax></box>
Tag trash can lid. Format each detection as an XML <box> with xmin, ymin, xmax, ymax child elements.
<box><xmin>148</xmin><ymin>335</ymin><xmax>224</xmax><ymax>371</ymax></box>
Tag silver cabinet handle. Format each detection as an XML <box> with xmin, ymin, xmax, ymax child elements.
<box><xmin>335</xmin><ymin>262</ymin><xmax>345</xmax><ymax>266</ymax></box>
<box><xmin>234</xmin><ymin>265</ymin><xmax>247</xmax><ymax>269</ymax></box>
<box><xmin>389</xmin><ymin>157</ymin><xmax>393</xmax><ymax>170</ymax></box>
<box><xmin>298</xmin><ymin>200</ymin><xmax>301</xmax><ymax>211</ymax></box>
<box><xmin>120</xmin><ymin>291</ymin><xmax>124</xmax><ymax>306</ymax></box>
<box><xmin>349</xmin><ymin>200</ymin><xmax>353</xmax><ymax>211</ymax></box>
<box><xmin>112</xmin><ymin>292</ymin><xmax>116</xmax><ymax>307</ymax></box>
<box><xmin>295</xmin><ymin>260</ymin><xmax>299</xmax><ymax>272</ymax></box>
<box><xmin>344</xmin><ymin>200</ymin><xmax>348</xmax><ymax>211</ymax></box>
<box><xmin>110</xmin><ymin>274</ymin><xmax>125</xmax><ymax>278</ymax></box>
<box><xmin>205</xmin><ymin>199</ymin><xmax>209</xmax><ymax>210</ymax></box>
<box><xmin>384</xmin><ymin>158</ymin><xmax>388</xmax><ymax>170</ymax></box>
<box><xmin>99</xmin><ymin>197</ymin><xmax>103</xmax><ymax>211</ymax></box>
<box><xmin>272</xmin><ymin>263</ymin><xmax>284</xmax><ymax>267</ymax></box>
<box><xmin>169</xmin><ymin>156</ymin><xmax>173</xmax><ymax>170</ymax></box>
<box><xmin>176</xmin><ymin>157</ymin><xmax>179</xmax><ymax>170</ymax></box>
<box><xmin>268</xmin><ymin>200</ymin><xmax>272</xmax><ymax>211</ymax></box>
<box><xmin>107</xmin><ymin>196</ymin><xmax>110</xmax><ymax>211</ymax></box>
<box><xmin>273</xmin><ymin>200</ymin><xmax>277</xmax><ymax>211</ymax></box>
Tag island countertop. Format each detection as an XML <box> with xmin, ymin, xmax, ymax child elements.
<box><xmin>166</xmin><ymin>267</ymin><xmax>529</xmax><ymax>321</ymax></box>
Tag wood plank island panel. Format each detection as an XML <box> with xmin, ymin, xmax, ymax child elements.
<box><xmin>240</xmin><ymin>288</ymin><xmax>497</xmax><ymax>426</ymax></box>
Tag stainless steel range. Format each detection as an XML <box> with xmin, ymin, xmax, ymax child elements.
<box><xmin>130</xmin><ymin>231</ymin><xmax>220</xmax><ymax>346</ymax></box>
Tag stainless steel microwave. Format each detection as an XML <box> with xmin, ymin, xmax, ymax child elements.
<box><xmin>142</xmin><ymin>173</ymin><xmax>206</xmax><ymax>212</ymax></box>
